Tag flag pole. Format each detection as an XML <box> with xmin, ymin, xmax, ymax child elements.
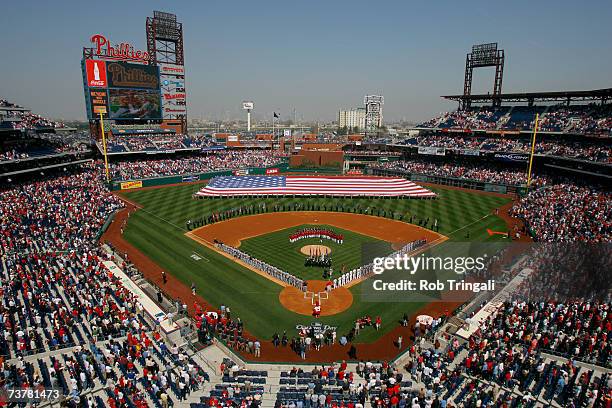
<box><xmin>526</xmin><ymin>113</ymin><xmax>539</xmax><ymax>189</ymax></box>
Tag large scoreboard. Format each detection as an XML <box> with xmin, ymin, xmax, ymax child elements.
<box><xmin>82</xmin><ymin>11</ymin><xmax>188</xmax><ymax>136</ymax></box>
<box><xmin>82</xmin><ymin>58</ymin><xmax>162</xmax><ymax>120</ymax></box>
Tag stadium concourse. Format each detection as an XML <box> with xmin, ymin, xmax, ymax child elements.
<box><xmin>0</xmin><ymin>99</ymin><xmax>610</xmax><ymax>408</ymax></box>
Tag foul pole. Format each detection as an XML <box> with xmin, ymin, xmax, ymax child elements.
<box><xmin>526</xmin><ymin>113</ymin><xmax>539</xmax><ymax>188</ymax></box>
<box><xmin>99</xmin><ymin>111</ymin><xmax>110</xmax><ymax>183</ymax></box>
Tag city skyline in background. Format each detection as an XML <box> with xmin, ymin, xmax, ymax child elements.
<box><xmin>1</xmin><ymin>0</ymin><xmax>611</xmax><ymax>123</ymax></box>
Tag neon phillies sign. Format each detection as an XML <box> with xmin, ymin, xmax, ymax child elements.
<box><xmin>90</xmin><ymin>34</ymin><xmax>151</xmax><ymax>63</ymax></box>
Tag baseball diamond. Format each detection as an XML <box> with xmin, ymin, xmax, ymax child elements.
<box><xmin>2</xmin><ymin>6</ymin><xmax>611</xmax><ymax>407</ymax></box>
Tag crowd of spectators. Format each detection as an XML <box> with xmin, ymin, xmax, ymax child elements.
<box><xmin>104</xmin><ymin>133</ymin><xmax>224</xmax><ymax>153</ymax></box>
<box><xmin>419</xmin><ymin>104</ymin><xmax>612</xmax><ymax>136</ymax></box>
<box><xmin>419</xmin><ymin>107</ymin><xmax>509</xmax><ymax>130</ymax></box>
<box><xmin>276</xmin><ymin>333</ymin><xmax>610</xmax><ymax>408</ymax></box>
<box><xmin>109</xmin><ymin>150</ymin><xmax>286</xmax><ymax>181</ymax></box>
<box><xmin>0</xmin><ymin>162</ymin><xmax>217</xmax><ymax>406</ymax></box>
<box><xmin>1</xmin><ymin>136</ymin><xmax>89</xmax><ymax>163</ymax></box>
<box><xmin>402</xmin><ymin>135</ymin><xmax>611</xmax><ymax>163</ymax></box>
<box><xmin>0</xmin><ymin>163</ymin><xmax>123</xmax><ymax>253</ymax></box>
<box><xmin>1</xmin><ymin>98</ymin><xmax>65</xmax><ymax>129</ymax></box>
<box><xmin>1</xmin><ymin>133</ymin><xmax>610</xmax><ymax>407</ymax></box>
<box><xmin>511</xmin><ymin>184</ymin><xmax>611</xmax><ymax>242</ymax></box>
<box><xmin>370</xmin><ymin>160</ymin><xmax>549</xmax><ymax>187</ymax></box>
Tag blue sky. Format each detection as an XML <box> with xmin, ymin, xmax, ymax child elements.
<box><xmin>0</xmin><ymin>0</ymin><xmax>611</xmax><ymax>122</ymax></box>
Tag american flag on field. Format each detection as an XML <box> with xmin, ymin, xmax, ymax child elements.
<box><xmin>195</xmin><ymin>176</ymin><xmax>436</xmax><ymax>198</ymax></box>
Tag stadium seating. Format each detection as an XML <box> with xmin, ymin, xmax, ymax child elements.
<box><xmin>397</xmin><ymin>135</ymin><xmax>611</xmax><ymax>163</ymax></box>
<box><xmin>0</xmin><ymin>98</ymin><xmax>65</xmax><ymax>130</ymax></box>
<box><xmin>1</xmin><ymin>125</ymin><xmax>610</xmax><ymax>407</ymax></box>
<box><xmin>419</xmin><ymin>104</ymin><xmax>612</xmax><ymax>137</ymax></box>
<box><xmin>109</xmin><ymin>150</ymin><xmax>287</xmax><ymax>181</ymax></box>
<box><xmin>370</xmin><ymin>159</ymin><xmax>549</xmax><ymax>186</ymax></box>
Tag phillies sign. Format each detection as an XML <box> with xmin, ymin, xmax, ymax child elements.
<box><xmin>90</xmin><ymin>34</ymin><xmax>151</xmax><ymax>63</ymax></box>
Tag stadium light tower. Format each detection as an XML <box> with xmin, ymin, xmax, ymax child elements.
<box><xmin>242</xmin><ymin>101</ymin><xmax>254</xmax><ymax>132</ymax></box>
<box><xmin>462</xmin><ymin>43</ymin><xmax>505</xmax><ymax>110</ymax></box>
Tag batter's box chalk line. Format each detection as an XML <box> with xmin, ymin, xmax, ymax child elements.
<box><xmin>304</xmin><ymin>291</ymin><xmax>330</xmax><ymax>305</ymax></box>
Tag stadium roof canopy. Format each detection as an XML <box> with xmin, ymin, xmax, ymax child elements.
<box><xmin>443</xmin><ymin>88</ymin><xmax>612</xmax><ymax>105</ymax></box>
<box><xmin>0</xmin><ymin>106</ymin><xmax>30</xmax><ymax>112</ymax></box>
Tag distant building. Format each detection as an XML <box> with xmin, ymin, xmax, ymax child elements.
<box><xmin>338</xmin><ymin>108</ymin><xmax>366</xmax><ymax>130</ymax></box>
<box><xmin>364</xmin><ymin>95</ymin><xmax>384</xmax><ymax>132</ymax></box>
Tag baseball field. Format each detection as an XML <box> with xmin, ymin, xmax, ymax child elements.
<box><xmin>108</xmin><ymin>181</ymin><xmax>513</xmax><ymax>351</ymax></box>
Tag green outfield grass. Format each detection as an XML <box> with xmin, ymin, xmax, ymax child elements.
<box><xmin>240</xmin><ymin>224</ymin><xmax>393</xmax><ymax>281</ymax></box>
<box><xmin>120</xmin><ymin>182</ymin><xmax>511</xmax><ymax>342</ymax></box>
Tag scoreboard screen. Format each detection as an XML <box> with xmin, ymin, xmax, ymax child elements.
<box><xmin>108</xmin><ymin>88</ymin><xmax>162</xmax><ymax>120</ymax></box>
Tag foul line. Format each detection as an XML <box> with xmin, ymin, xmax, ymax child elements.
<box><xmin>115</xmin><ymin>194</ymin><xmax>186</xmax><ymax>233</ymax></box>
<box><xmin>446</xmin><ymin>213</ymin><xmax>493</xmax><ymax>238</ymax></box>
<box><xmin>185</xmin><ymin>231</ymin><xmax>291</xmax><ymax>288</ymax></box>
<box><xmin>191</xmin><ymin>251</ymin><xmax>210</xmax><ymax>263</ymax></box>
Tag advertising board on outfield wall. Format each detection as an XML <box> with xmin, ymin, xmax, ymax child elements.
<box><xmin>120</xmin><ymin>180</ymin><xmax>143</xmax><ymax>190</ymax></box>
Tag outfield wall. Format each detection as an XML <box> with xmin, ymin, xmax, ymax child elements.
<box><xmin>110</xmin><ymin>163</ymin><xmax>290</xmax><ymax>191</ymax></box>
<box><xmin>369</xmin><ymin>168</ymin><xmax>528</xmax><ymax>195</ymax></box>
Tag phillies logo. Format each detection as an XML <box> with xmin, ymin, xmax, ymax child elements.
<box><xmin>90</xmin><ymin>34</ymin><xmax>151</xmax><ymax>63</ymax></box>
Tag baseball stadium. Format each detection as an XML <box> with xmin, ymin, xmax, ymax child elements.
<box><xmin>0</xmin><ymin>4</ymin><xmax>611</xmax><ymax>408</ymax></box>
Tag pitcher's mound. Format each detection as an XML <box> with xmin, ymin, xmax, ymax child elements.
<box><xmin>300</xmin><ymin>245</ymin><xmax>331</xmax><ymax>256</ymax></box>
<box><xmin>279</xmin><ymin>280</ymin><xmax>353</xmax><ymax>316</ymax></box>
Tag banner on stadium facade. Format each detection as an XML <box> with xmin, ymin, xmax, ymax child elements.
<box><xmin>233</xmin><ymin>169</ymin><xmax>249</xmax><ymax>176</ymax></box>
<box><xmin>283</xmin><ymin>129</ymin><xmax>291</xmax><ymax>137</ymax></box>
<box><xmin>227</xmin><ymin>135</ymin><xmax>239</xmax><ymax>142</ymax></box>
<box><xmin>265</xmin><ymin>168</ymin><xmax>279</xmax><ymax>175</ymax></box>
<box><xmin>493</xmin><ymin>152</ymin><xmax>529</xmax><ymax>162</ymax></box>
<box><xmin>120</xmin><ymin>180</ymin><xmax>143</xmax><ymax>190</ymax></box>
<box><xmin>418</xmin><ymin>146</ymin><xmax>446</xmax><ymax>156</ymax></box>
<box><xmin>461</xmin><ymin>149</ymin><xmax>480</xmax><ymax>156</ymax></box>
<box><xmin>182</xmin><ymin>175</ymin><xmax>199</xmax><ymax>183</ymax></box>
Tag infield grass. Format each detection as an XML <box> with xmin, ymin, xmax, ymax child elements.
<box><xmin>240</xmin><ymin>224</ymin><xmax>392</xmax><ymax>281</ymax></box>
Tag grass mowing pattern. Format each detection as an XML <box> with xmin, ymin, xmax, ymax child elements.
<box><xmin>121</xmin><ymin>183</ymin><xmax>510</xmax><ymax>341</ymax></box>
<box><xmin>240</xmin><ymin>224</ymin><xmax>392</xmax><ymax>281</ymax></box>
